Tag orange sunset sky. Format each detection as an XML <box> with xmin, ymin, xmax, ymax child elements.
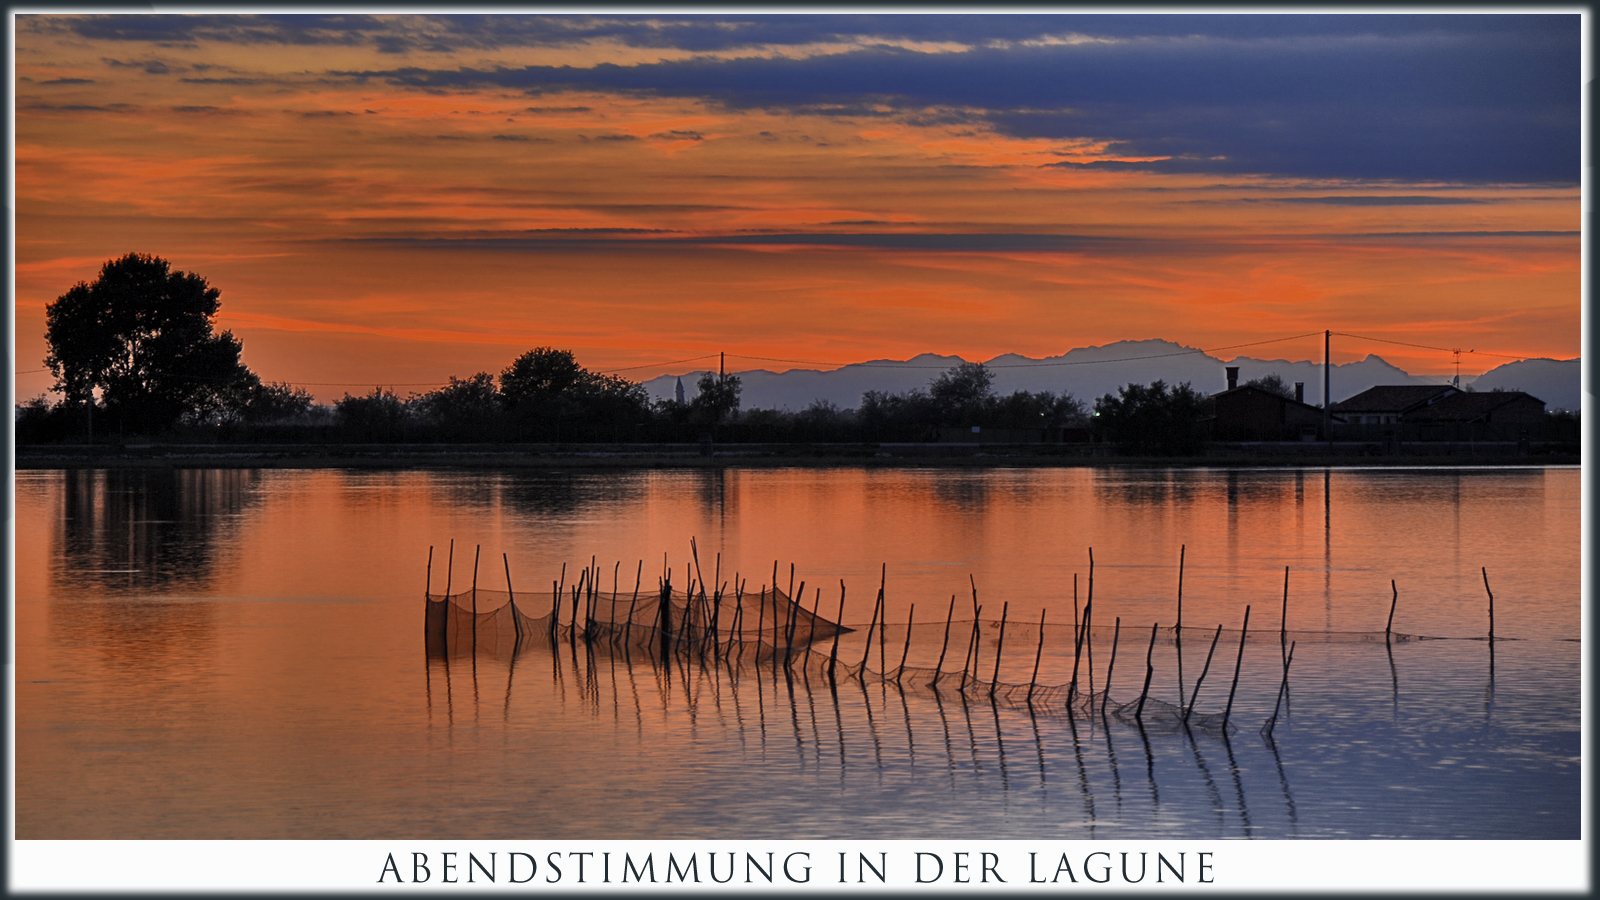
<box><xmin>13</xmin><ymin>13</ymin><xmax>1582</xmax><ymax>404</ymax></box>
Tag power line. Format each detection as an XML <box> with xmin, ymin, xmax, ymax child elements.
<box><xmin>15</xmin><ymin>330</ymin><xmax>1552</xmax><ymax>387</ymax></box>
<box><xmin>1332</xmin><ymin>331</ymin><xmax>1532</xmax><ymax>360</ymax></box>
<box><xmin>726</xmin><ymin>332</ymin><xmax>1325</xmax><ymax>370</ymax></box>
<box><xmin>601</xmin><ymin>354</ymin><xmax>719</xmax><ymax>373</ymax></box>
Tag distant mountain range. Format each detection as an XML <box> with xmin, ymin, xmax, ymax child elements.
<box><xmin>642</xmin><ymin>339</ymin><xmax>1582</xmax><ymax>413</ymax></box>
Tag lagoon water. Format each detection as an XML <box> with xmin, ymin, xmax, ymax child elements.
<box><xmin>14</xmin><ymin>465</ymin><xmax>1581</xmax><ymax>839</ymax></box>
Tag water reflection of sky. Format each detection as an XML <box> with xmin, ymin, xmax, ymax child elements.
<box><xmin>14</xmin><ymin>466</ymin><xmax>1579</xmax><ymax>839</ymax></box>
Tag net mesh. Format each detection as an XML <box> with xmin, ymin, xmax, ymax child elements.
<box><xmin>423</xmin><ymin>583</ymin><xmax>1258</xmax><ymax>733</ymax></box>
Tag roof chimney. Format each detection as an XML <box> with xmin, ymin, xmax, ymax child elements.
<box><xmin>1225</xmin><ymin>366</ymin><xmax>1239</xmax><ymax>391</ymax></box>
<box><xmin>1294</xmin><ymin>382</ymin><xmax>1304</xmax><ymax>403</ymax></box>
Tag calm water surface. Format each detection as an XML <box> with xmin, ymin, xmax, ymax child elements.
<box><xmin>14</xmin><ymin>466</ymin><xmax>1580</xmax><ymax>839</ymax></box>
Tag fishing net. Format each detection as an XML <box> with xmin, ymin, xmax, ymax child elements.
<box><xmin>422</xmin><ymin>580</ymin><xmax>1263</xmax><ymax>734</ymax></box>
<box><xmin>425</xmin><ymin>581</ymin><xmax>849</xmax><ymax>660</ymax></box>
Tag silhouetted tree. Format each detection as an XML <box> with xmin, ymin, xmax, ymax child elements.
<box><xmin>44</xmin><ymin>253</ymin><xmax>256</xmax><ymax>435</ymax></box>
<box><xmin>1243</xmin><ymin>373</ymin><xmax>1294</xmax><ymax>399</ymax></box>
<box><xmin>499</xmin><ymin>348</ymin><xmax>584</xmax><ymax>411</ymax></box>
<box><xmin>14</xmin><ymin>395</ymin><xmax>79</xmax><ymax>443</ymax></box>
<box><xmin>930</xmin><ymin>361</ymin><xmax>994</xmax><ymax>424</ymax></box>
<box><xmin>1093</xmin><ymin>380</ymin><xmax>1207</xmax><ymax>455</ymax></box>
<box><xmin>499</xmin><ymin>347</ymin><xmax>649</xmax><ymax>439</ymax></box>
<box><xmin>217</xmin><ymin>376</ymin><xmax>315</xmax><ymax>425</ymax></box>
<box><xmin>335</xmin><ymin>387</ymin><xmax>412</xmax><ymax>441</ymax></box>
<box><xmin>990</xmin><ymin>389</ymin><xmax>1089</xmax><ymax>429</ymax></box>
<box><xmin>690</xmin><ymin>371</ymin><xmax>741</xmax><ymax>424</ymax></box>
<box><xmin>414</xmin><ymin>373</ymin><xmax>502</xmax><ymax>439</ymax></box>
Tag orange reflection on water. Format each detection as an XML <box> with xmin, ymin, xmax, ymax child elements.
<box><xmin>14</xmin><ymin>466</ymin><xmax>1580</xmax><ymax>839</ymax></box>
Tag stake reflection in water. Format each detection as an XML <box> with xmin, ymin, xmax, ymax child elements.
<box><xmin>420</xmin><ymin>547</ymin><xmax>1336</xmax><ymax>837</ymax></box>
<box><xmin>413</xmin><ymin>539</ymin><xmax>1556</xmax><ymax>839</ymax></box>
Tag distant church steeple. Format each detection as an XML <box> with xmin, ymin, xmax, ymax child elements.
<box><xmin>675</xmin><ymin>377</ymin><xmax>686</xmax><ymax>405</ymax></box>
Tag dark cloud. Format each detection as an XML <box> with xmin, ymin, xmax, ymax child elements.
<box><xmin>700</xmin><ymin>232</ymin><xmax>1130</xmax><ymax>251</ymax></box>
<box><xmin>40</xmin><ymin>77</ymin><xmax>95</xmax><ymax>85</ymax></box>
<box><xmin>342</xmin><ymin>230</ymin><xmax>1141</xmax><ymax>253</ymax></box>
<box><xmin>33</xmin><ymin>13</ymin><xmax>1579</xmax><ymax>183</ymax></box>
<box><xmin>22</xmin><ymin>102</ymin><xmax>137</xmax><ymax>113</ymax></box>
<box><xmin>1339</xmin><ymin>230</ymin><xmax>1579</xmax><ymax>239</ymax></box>
<box><xmin>331</xmin><ymin>17</ymin><xmax>1575</xmax><ymax>184</ymax></box>
<box><xmin>524</xmin><ymin>227</ymin><xmax>673</xmax><ymax>233</ymax></box>
<box><xmin>103</xmin><ymin>57</ymin><xmax>178</xmax><ymax>74</ymax></box>
<box><xmin>180</xmin><ymin>77</ymin><xmax>266</xmax><ymax>85</ymax></box>
<box><xmin>1263</xmin><ymin>196</ymin><xmax>1492</xmax><ymax>206</ymax></box>
<box><xmin>34</xmin><ymin>13</ymin><xmax>1572</xmax><ymax>53</ymax></box>
<box><xmin>492</xmin><ymin>133</ymin><xmax>530</xmax><ymax>141</ymax></box>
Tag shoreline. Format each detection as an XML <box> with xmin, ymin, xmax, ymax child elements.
<box><xmin>13</xmin><ymin>442</ymin><xmax>1579</xmax><ymax>470</ymax></box>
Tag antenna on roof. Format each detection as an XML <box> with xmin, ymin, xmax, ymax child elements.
<box><xmin>1451</xmin><ymin>348</ymin><xmax>1472</xmax><ymax>387</ymax></box>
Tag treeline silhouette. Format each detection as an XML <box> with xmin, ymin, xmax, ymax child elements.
<box><xmin>18</xmin><ymin>349</ymin><xmax>1102</xmax><ymax>447</ymax></box>
<box><xmin>23</xmin><ymin>254</ymin><xmax>1576</xmax><ymax>456</ymax></box>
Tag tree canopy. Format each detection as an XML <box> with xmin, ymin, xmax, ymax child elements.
<box><xmin>1092</xmin><ymin>380</ymin><xmax>1207</xmax><ymax>455</ymax></box>
<box><xmin>498</xmin><ymin>347</ymin><xmax>650</xmax><ymax>434</ymax></box>
<box><xmin>1243</xmin><ymin>373</ymin><xmax>1295</xmax><ymax>399</ymax></box>
<box><xmin>45</xmin><ymin>253</ymin><xmax>257</xmax><ymax>434</ymax></box>
<box><xmin>689</xmin><ymin>371</ymin><xmax>742</xmax><ymax>424</ymax></box>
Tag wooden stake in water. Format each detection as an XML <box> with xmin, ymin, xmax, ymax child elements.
<box><xmin>861</xmin><ymin>589</ymin><xmax>883</xmax><ymax>673</ymax></box>
<box><xmin>425</xmin><ymin>545</ymin><xmax>434</xmax><ymax>633</ymax></box>
<box><xmin>1176</xmin><ymin>544</ymin><xmax>1185</xmax><ymax>634</ymax></box>
<box><xmin>551</xmin><ymin>561</ymin><xmax>564</xmax><ymax>638</ymax></box>
<box><xmin>1068</xmin><ymin>592</ymin><xmax>1087</xmax><ymax>705</ymax></box>
<box><xmin>1182</xmin><ymin>623</ymin><xmax>1224</xmax><ymax>728</ymax></box>
<box><xmin>1482</xmin><ymin>567</ymin><xmax>1495</xmax><ymax>642</ymax></box>
<box><xmin>757</xmin><ymin>586</ymin><xmax>768</xmax><ymax>657</ymax></box>
<box><xmin>1101</xmin><ymin>616</ymin><xmax>1121</xmax><ymax>717</ymax></box>
<box><xmin>807</xmin><ymin>586</ymin><xmax>822</xmax><ymax>657</ymax></box>
<box><xmin>785</xmin><ymin>581</ymin><xmax>807</xmax><ymax>667</ymax></box>
<box><xmin>1026</xmin><ymin>609</ymin><xmax>1047</xmax><ymax>703</ymax></box>
<box><xmin>570</xmin><ymin>569</ymin><xmax>586</xmax><ymax>632</ymax></box>
<box><xmin>864</xmin><ymin>589</ymin><xmax>889</xmax><ymax>666</ymax></box>
<box><xmin>470</xmin><ymin>544</ymin><xmax>481</xmax><ymax>651</ymax></box>
<box><xmin>1175</xmin><ymin>545</ymin><xmax>1186</xmax><ymax>707</ymax></box>
<box><xmin>828</xmin><ymin>582</ymin><xmax>847</xmax><ymax>682</ymax></box>
<box><xmin>959</xmin><ymin>607</ymin><xmax>982</xmax><ymax>693</ymax></box>
<box><xmin>504</xmin><ymin>553</ymin><xmax>522</xmax><ymax>642</ymax></box>
<box><xmin>933</xmin><ymin>594</ymin><xmax>957</xmax><ymax>682</ymax></box>
<box><xmin>989</xmin><ymin>602</ymin><xmax>1010</xmax><ymax>699</ymax></box>
<box><xmin>1280</xmin><ymin>566</ymin><xmax>1290</xmax><ymax>664</ymax></box>
<box><xmin>624</xmin><ymin>562</ymin><xmax>642</xmax><ymax>646</ymax></box>
<box><xmin>780</xmin><ymin>581</ymin><xmax>798</xmax><ymax>658</ymax></box>
<box><xmin>1136</xmin><ymin>622</ymin><xmax>1157</xmax><ymax>721</ymax></box>
<box><xmin>1085</xmin><ymin>548</ymin><xmax>1096</xmax><ymax>699</ymax></box>
<box><xmin>444</xmin><ymin>539</ymin><xmax>455</xmax><ymax>600</ymax></box>
<box><xmin>440</xmin><ymin>540</ymin><xmax>453</xmax><ymax>657</ymax></box>
<box><xmin>1072</xmin><ymin>572</ymin><xmax>1079</xmax><ymax>642</ymax></box>
<box><xmin>1386</xmin><ymin>580</ymin><xmax>1398</xmax><ymax>644</ymax></box>
<box><xmin>897</xmin><ymin>602</ymin><xmax>916</xmax><ymax>683</ymax></box>
<box><xmin>1264</xmin><ymin>640</ymin><xmax>1297</xmax><ymax>737</ymax></box>
<box><xmin>1222</xmin><ymin>605</ymin><xmax>1251</xmax><ymax>728</ymax></box>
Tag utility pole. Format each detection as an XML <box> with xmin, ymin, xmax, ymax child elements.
<box><xmin>720</xmin><ymin>351</ymin><xmax>725</xmax><ymax>380</ymax></box>
<box><xmin>1323</xmin><ymin>329</ymin><xmax>1331</xmax><ymax>442</ymax></box>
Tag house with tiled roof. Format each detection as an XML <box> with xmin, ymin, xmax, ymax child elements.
<box><xmin>1402</xmin><ymin>390</ymin><xmax>1546</xmax><ymax>425</ymax></box>
<box><xmin>1201</xmin><ymin>367</ymin><xmax>1335</xmax><ymax>441</ymax></box>
<box><xmin>1329</xmin><ymin>384</ymin><xmax>1460</xmax><ymax>425</ymax></box>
